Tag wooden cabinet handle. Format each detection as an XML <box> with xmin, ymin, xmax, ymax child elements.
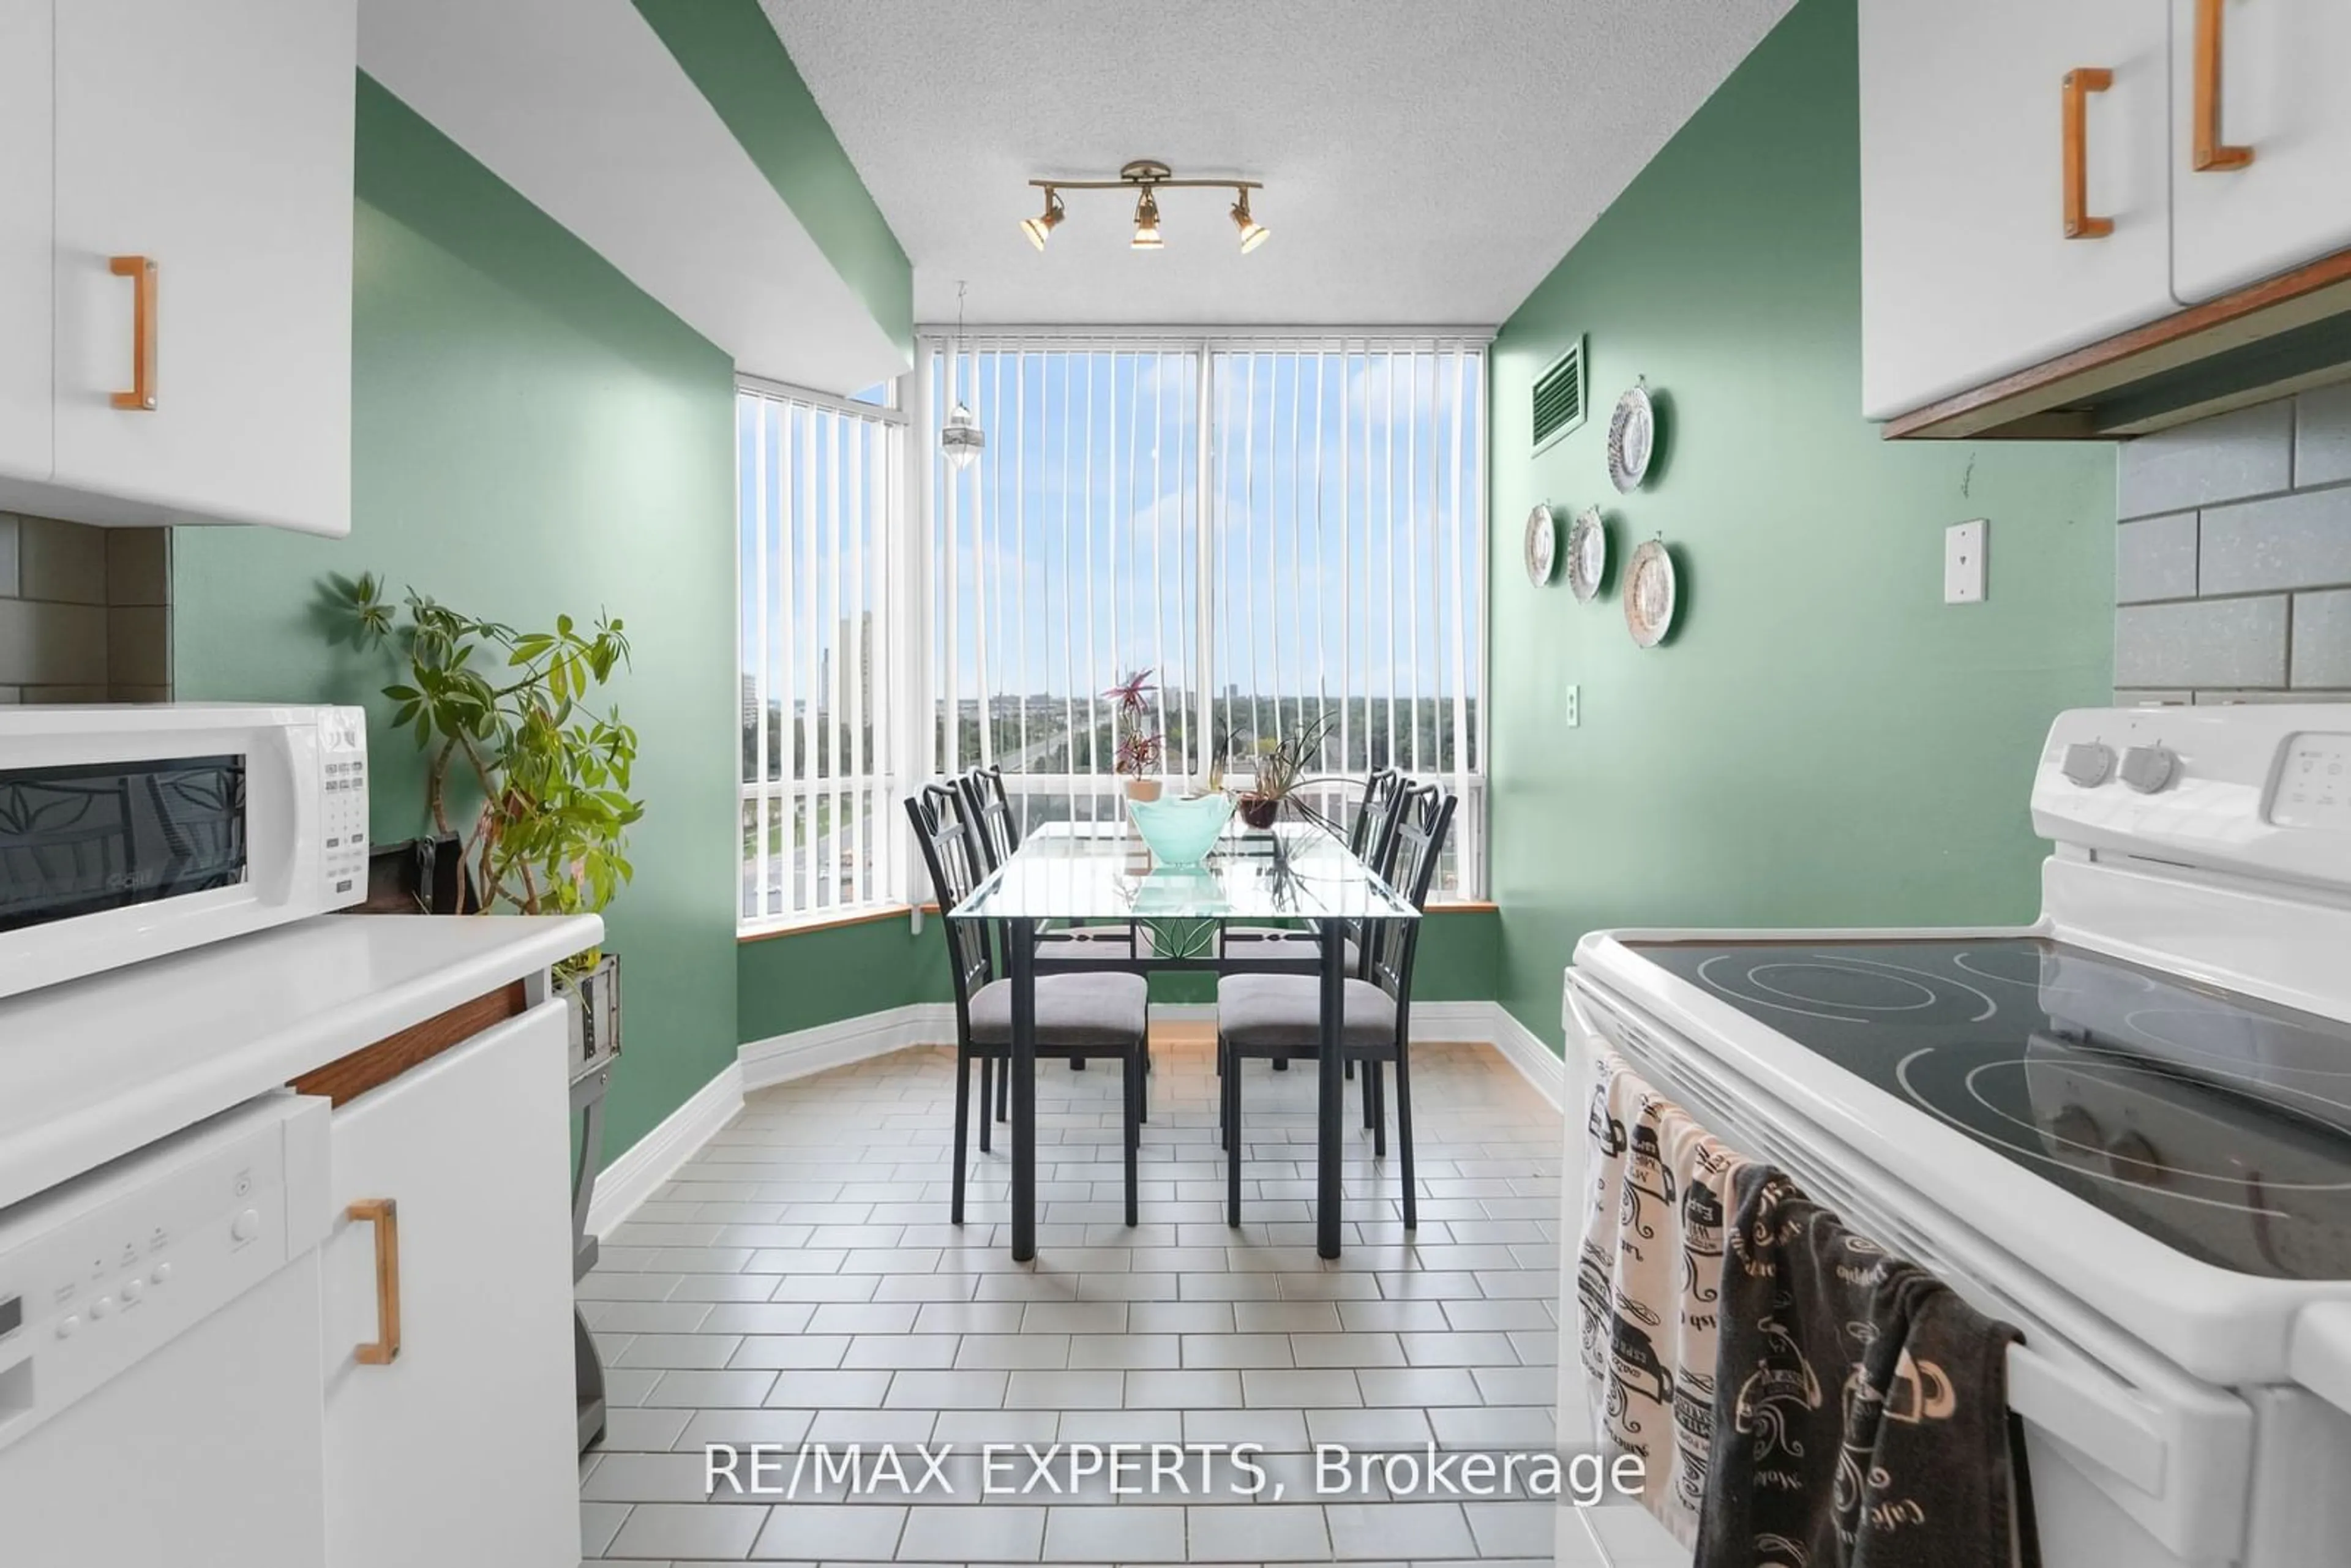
<box><xmin>107</xmin><ymin>256</ymin><xmax>157</xmax><ymax>411</ymax></box>
<box><xmin>347</xmin><ymin>1198</ymin><xmax>402</xmax><ymax>1365</ymax></box>
<box><xmin>2194</xmin><ymin>0</ymin><xmax>2255</xmax><ymax>171</ymax></box>
<box><xmin>2063</xmin><ymin>69</ymin><xmax>2117</xmax><ymax>239</ymax></box>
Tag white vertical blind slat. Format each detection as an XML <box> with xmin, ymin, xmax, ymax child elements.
<box><xmin>751</xmin><ymin>401</ymin><xmax>771</xmax><ymax>920</ymax></box>
<box><xmin>737</xmin><ymin>383</ymin><xmax>897</xmax><ymax>926</ymax></box>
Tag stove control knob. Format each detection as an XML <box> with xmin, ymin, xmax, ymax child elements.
<box><xmin>2120</xmin><ymin>745</ymin><xmax>2178</xmax><ymax>795</ymax></box>
<box><xmin>2061</xmin><ymin>742</ymin><xmax>2115</xmax><ymax>788</ymax></box>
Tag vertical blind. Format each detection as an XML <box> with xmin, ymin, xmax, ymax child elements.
<box><xmin>738</xmin><ymin>381</ymin><xmax>903</xmax><ymax>926</ymax></box>
<box><xmin>927</xmin><ymin>333</ymin><xmax>1487</xmax><ymax>895</ymax></box>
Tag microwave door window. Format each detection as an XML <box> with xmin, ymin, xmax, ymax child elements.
<box><xmin>0</xmin><ymin>756</ymin><xmax>249</xmax><ymax>931</ymax></box>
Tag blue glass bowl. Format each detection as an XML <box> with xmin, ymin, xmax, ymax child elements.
<box><xmin>1128</xmin><ymin>793</ymin><xmax>1235</xmax><ymax>868</ymax></box>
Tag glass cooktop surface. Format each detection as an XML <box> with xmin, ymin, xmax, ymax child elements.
<box><xmin>1626</xmin><ymin>937</ymin><xmax>2351</xmax><ymax>1280</ymax></box>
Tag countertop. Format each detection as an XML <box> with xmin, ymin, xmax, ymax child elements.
<box><xmin>0</xmin><ymin>912</ymin><xmax>602</xmax><ymax>1212</ymax></box>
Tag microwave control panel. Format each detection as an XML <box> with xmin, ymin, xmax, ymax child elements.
<box><xmin>319</xmin><ymin>706</ymin><xmax>369</xmax><ymax>904</ymax></box>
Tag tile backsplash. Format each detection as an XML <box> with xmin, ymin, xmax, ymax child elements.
<box><xmin>0</xmin><ymin>513</ymin><xmax>172</xmax><ymax>705</ymax></box>
<box><xmin>2115</xmin><ymin>386</ymin><xmax>2351</xmax><ymax>705</ymax></box>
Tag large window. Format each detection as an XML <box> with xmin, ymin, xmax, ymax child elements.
<box><xmin>924</xmin><ymin>334</ymin><xmax>1488</xmax><ymax>895</ymax></box>
<box><xmin>738</xmin><ymin>378</ymin><xmax>904</xmax><ymax>929</ymax></box>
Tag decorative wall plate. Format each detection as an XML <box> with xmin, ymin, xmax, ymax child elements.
<box><xmin>1524</xmin><ymin>503</ymin><xmax>1558</xmax><ymax>585</ymax></box>
<box><xmin>1567</xmin><ymin>506</ymin><xmax>1608</xmax><ymax>602</ymax></box>
<box><xmin>1607</xmin><ymin>383</ymin><xmax>1655</xmax><ymax>494</ymax></box>
<box><xmin>1623</xmin><ymin>539</ymin><xmax>1678</xmax><ymax>648</ymax></box>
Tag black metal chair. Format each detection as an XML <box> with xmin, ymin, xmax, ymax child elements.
<box><xmin>1214</xmin><ymin>782</ymin><xmax>1456</xmax><ymax>1231</ymax></box>
<box><xmin>959</xmin><ymin>765</ymin><xmax>1146</xmax><ymax>974</ymax></box>
<box><xmin>955</xmin><ymin>765</ymin><xmax>1147</xmax><ymax>1108</ymax></box>
<box><xmin>1217</xmin><ymin>767</ymin><xmax>1404</xmax><ymax>1084</ymax></box>
<box><xmin>906</xmin><ymin>783</ymin><xmax>1148</xmax><ymax>1227</ymax></box>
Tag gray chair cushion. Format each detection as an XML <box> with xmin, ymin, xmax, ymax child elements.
<box><xmin>1217</xmin><ymin>926</ymin><xmax>1359</xmax><ymax>970</ymax></box>
<box><xmin>969</xmin><ymin>971</ymin><xmax>1149</xmax><ymax>1047</ymax></box>
<box><xmin>1215</xmin><ymin>974</ymin><xmax>1397</xmax><ymax>1052</ymax></box>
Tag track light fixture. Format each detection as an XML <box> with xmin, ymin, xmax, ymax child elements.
<box><xmin>1131</xmin><ymin>186</ymin><xmax>1163</xmax><ymax>251</ymax></box>
<box><xmin>1229</xmin><ymin>190</ymin><xmax>1268</xmax><ymax>253</ymax></box>
<box><xmin>1020</xmin><ymin>188</ymin><xmax>1063</xmax><ymax>250</ymax></box>
<box><xmin>1019</xmin><ymin>160</ymin><xmax>1268</xmax><ymax>253</ymax></box>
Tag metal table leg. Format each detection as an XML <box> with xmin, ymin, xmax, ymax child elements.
<box><xmin>1318</xmin><ymin>915</ymin><xmax>1346</xmax><ymax>1260</ymax></box>
<box><xmin>1010</xmin><ymin>917</ymin><xmax>1039</xmax><ymax>1262</ymax></box>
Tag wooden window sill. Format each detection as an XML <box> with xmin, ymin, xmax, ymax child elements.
<box><xmin>738</xmin><ymin>905</ymin><xmax>915</xmax><ymax>944</ymax></box>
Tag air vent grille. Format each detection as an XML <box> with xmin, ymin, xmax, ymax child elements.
<box><xmin>1532</xmin><ymin>337</ymin><xmax>1586</xmax><ymax>454</ymax></box>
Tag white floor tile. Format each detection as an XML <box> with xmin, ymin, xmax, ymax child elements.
<box><xmin>579</xmin><ymin>1037</ymin><xmax>1564</xmax><ymax>1564</ymax></box>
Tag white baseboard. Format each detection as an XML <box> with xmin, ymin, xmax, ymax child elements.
<box><xmin>739</xmin><ymin>1003</ymin><xmax>954</xmax><ymax>1090</ymax></box>
<box><xmin>585</xmin><ymin>1059</ymin><xmax>743</xmax><ymax>1239</ymax></box>
<box><xmin>590</xmin><ymin>994</ymin><xmax>1567</xmax><ymax>1239</ymax></box>
<box><xmin>1476</xmin><ymin>1000</ymin><xmax>1567</xmax><ymax>1110</ymax></box>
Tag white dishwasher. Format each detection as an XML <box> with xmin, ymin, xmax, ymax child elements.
<box><xmin>0</xmin><ymin>1092</ymin><xmax>332</xmax><ymax>1566</ymax></box>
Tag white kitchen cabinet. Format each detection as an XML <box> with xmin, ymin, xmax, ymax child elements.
<box><xmin>0</xmin><ymin>0</ymin><xmax>51</xmax><ymax>482</ymax></box>
<box><xmin>1860</xmin><ymin>0</ymin><xmax>2177</xmax><ymax>420</ymax></box>
<box><xmin>0</xmin><ymin>0</ymin><xmax>353</xmax><ymax>535</ymax></box>
<box><xmin>320</xmin><ymin>1002</ymin><xmax>581</xmax><ymax>1568</ymax></box>
<box><xmin>2169</xmin><ymin>0</ymin><xmax>2351</xmax><ymax>302</ymax></box>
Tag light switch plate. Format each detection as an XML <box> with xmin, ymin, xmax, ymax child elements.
<box><xmin>1945</xmin><ymin>519</ymin><xmax>1987</xmax><ymax>604</ymax></box>
<box><xmin>1564</xmin><ymin>683</ymin><xmax>1580</xmax><ymax>728</ymax></box>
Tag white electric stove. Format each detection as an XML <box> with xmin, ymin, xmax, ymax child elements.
<box><xmin>1564</xmin><ymin>704</ymin><xmax>2351</xmax><ymax>1568</ymax></box>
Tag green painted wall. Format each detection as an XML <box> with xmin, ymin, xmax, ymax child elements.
<box><xmin>174</xmin><ymin>77</ymin><xmax>740</xmax><ymax>1154</ymax></box>
<box><xmin>1487</xmin><ymin>0</ymin><xmax>2115</xmax><ymax>1051</ymax></box>
<box><xmin>737</xmin><ymin>916</ymin><xmax>943</xmax><ymax>1043</ymax></box>
<box><xmin>737</xmin><ymin>907</ymin><xmax>1500</xmax><ymax>1045</ymax></box>
<box><xmin>635</xmin><ymin>0</ymin><xmax>913</xmax><ymax>363</ymax></box>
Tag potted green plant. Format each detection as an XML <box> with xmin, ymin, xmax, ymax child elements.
<box><xmin>330</xmin><ymin>573</ymin><xmax>643</xmax><ymax>1059</ymax></box>
<box><xmin>1104</xmin><ymin>669</ymin><xmax>1166</xmax><ymax>801</ymax></box>
<box><xmin>1234</xmin><ymin>712</ymin><xmax>1342</xmax><ymax>831</ymax></box>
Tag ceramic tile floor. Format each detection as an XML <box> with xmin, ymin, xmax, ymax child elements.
<box><xmin>576</xmin><ymin>1027</ymin><xmax>1685</xmax><ymax>1567</ymax></box>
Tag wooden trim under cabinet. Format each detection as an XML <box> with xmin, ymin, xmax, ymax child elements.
<box><xmin>290</xmin><ymin>982</ymin><xmax>528</xmax><ymax>1106</ymax></box>
<box><xmin>1882</xmin><ymin>247</ymin><xmax>2351</xmax><ymax>440</ymax></box>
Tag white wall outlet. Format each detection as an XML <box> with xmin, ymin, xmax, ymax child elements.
<box><xmin>1564</xmin><ymin>683</ymin><xmax>1580</xmax><ymax>728</ymax></box>
<box><xmin>1945</xmin><ymin>519</ymin><xmax>1987</xmax><ymax>604</ymax></box>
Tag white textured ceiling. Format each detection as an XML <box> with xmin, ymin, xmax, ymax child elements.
<box><xmin>761</xmin><ymin>0</ymin><xmax>1793</xmax><ymax>329</ymax></box>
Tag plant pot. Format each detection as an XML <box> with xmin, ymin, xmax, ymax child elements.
<box><xmin>1123</xmin><ymin>777</ymin><xmax>1164</xmax><ymax>803</ymax></box>
<box><xmin>1237</xmin><ymin>794</ymin><xmax>1281</xmax><ymax>830</ymax></box>
<box><xmin>558</xmin><ymin>951</ymin><xmax>623</xmax><ymax>1075</ymax></box>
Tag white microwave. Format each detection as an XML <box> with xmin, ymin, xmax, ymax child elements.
<box><xmin>0</xmin><ymin>704</ymin><xmax>369</xmax><ymax>1000</ymax></box>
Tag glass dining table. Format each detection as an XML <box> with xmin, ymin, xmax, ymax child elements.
<box><xmin>950</xmin><ymin>819</ymin><xmax>1420</xmax><ymax>1262</ymax></box>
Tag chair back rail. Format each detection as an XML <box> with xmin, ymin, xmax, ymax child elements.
<box><xmin>958</xmin><ymin>764</ymin><xmax>1021</xmax><ymax>872</ymax></box>
<box><xmin>1365</xmin><ymin>782</ymin><xmax>1458</xmax><ymax>1015</ymax></box>
<box><xmin>905</xmin><ymin>784</ymin><xmax>995</xmax><ymax>1038</ymax></box>
<box><xmin>1351</xmin><ymin>766</ymin><xmax>1404</xmax><ymax>872</ymax></box>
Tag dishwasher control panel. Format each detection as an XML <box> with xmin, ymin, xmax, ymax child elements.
<box><xmin>0</xmin><ymin>1094</ymin><xmax>329</xmax><ymax>1455</ymax></box>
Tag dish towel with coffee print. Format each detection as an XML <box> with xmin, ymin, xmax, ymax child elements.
<box><xmin>1575</xmin><ymin>1051</ymin><xmax>1753</xmax><ymax>1547</ymax></box>
<box><xmin>1697</xmin><ymin>1163</ymin><xmax>2037</xmax><ymax>1568</ymax></box>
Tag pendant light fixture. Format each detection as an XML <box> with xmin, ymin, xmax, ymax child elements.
<box><xmin>940</xmin><ymin>280</ymin><xmax>984</xmax><ymax>472</ymax></box>
<box><xmin>1017</xmin><ymin>160</ymin><xmax>1268</xmax><ymax>253</ymax></box>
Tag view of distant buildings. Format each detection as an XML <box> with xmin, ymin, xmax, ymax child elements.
<box><xmin>741</xmin><ymin>673</ymin><xmax>1475</xmax><ymax>782</ymax></box>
